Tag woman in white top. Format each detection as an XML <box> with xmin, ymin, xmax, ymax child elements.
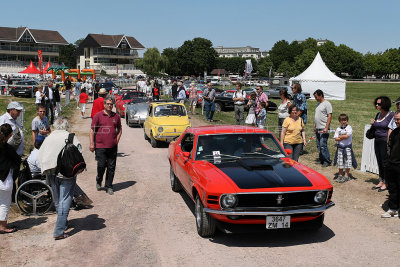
<box><xmin>35</xmin><ymin>85</ymin><xmax>45</xmax><ymax>106</ymax></box>
<box><xmin>0</xmin><ymin>123</ymin><xmax>21</xmax><ymax>233</ymax></box>
<box><xmin>278</xmin><ymin>88</ymin><xmax>291</xmax><ymax>138</ymax></box>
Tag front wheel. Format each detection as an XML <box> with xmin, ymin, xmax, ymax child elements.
<box><xmin>170</xmin><ymin>165</ymin><xmax>182</xmax><ymax>192</ymax></box>
<box><xmin>150</xmin><ymin>131</ymin><xmax>158</xmax><ymax>148</ymax></box>
<box><xmin>195</xmin><ymin>195</ymin><xmax>216</xmax><ymax>237</ymax></box>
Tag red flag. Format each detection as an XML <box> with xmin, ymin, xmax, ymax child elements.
<box><xmin>38</xmin><ymin>50</ymin><xmax>43</xmax><ymax>75</ymax></box>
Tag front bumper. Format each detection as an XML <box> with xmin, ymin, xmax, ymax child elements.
<box><xmin>155</xmin><ymin>133</ymin><xmax>182</xmax><ymax>141</ymax></box>
<box><xmin>204</xmin><ymin>201</ymin><xmax>335</xmax><ymax>216</ymax></box>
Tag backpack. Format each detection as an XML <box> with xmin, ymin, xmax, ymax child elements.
<box><xmin>56</xmin><ymin>133</ymin><xmax>86</xmax><ymax>178</ymax></box>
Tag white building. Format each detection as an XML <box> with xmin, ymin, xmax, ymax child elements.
<box><xmin>214</xmin><ymin>46</ymin><xmax>268</xmax><ymax>59</ymax></box>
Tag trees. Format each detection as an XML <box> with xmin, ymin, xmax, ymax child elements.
<box><xmin>161</xmin><ymin>48</ymin><xmax>180</xmax><ymax>76</ymax></box>
<box><xmin>141</xmin><ymin>48</ymin><xmax>162</xmax><ymax>76</ymax></box>
<box><xmin>58</xmin><ymin>44</ymin><xmax>77</xmax><ymax>68</ymax></box>
<box><xmin>176</xmin><ymin>37</ymin><xmax>217</xmax><ymax>75</ymax></box>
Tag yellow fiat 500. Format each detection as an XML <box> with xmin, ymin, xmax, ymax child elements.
<box><xmin>144</xmin><ymin>102</ymin><xmax>191</xmax><ymax>147</ymax></box>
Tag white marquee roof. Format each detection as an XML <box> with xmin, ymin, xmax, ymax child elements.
<box><xmin>290</xmin><ymin>52</ymin><xmax>345</xmax><ymax>82</ymax></box>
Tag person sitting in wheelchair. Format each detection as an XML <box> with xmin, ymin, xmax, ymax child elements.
<box><xmin>26</xmin><ymin>135</ymin><xmax>92</xmax><ymax>208</ymax></box>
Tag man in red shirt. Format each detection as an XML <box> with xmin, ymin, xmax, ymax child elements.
<box><xmin>90</xmin><ymin>97</ymin><xmax>122</xmax><ymax>195</ymax></box>
<box><xmin>90</xmin><ymin>88</ymin><xmax>108</xmax><ymax>118</ymax></box>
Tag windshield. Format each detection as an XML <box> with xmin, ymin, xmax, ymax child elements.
<box><xmin>195</xmin><ymin>133</ymin><xmax>285</xmax><ymax>161</ymax></box>
<box><xmin>129</xmin><ymin>97</ymin><xmax>149</xmax><ymax>104</ymax></box>
<box><xmin>154</xmin><ymin>104</ymin><xmax>186</xmax><ymax>117</ymax></box>
<box><xmin>122</xmin><ymin>91</ymin><xmax>146</xmax><ymax>100</ymax></box>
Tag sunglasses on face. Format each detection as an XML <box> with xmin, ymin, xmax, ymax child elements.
<box><xmin>376</xmin><ymin>103</ymin><xmax>382</xmax><ymax>106</ymax></box>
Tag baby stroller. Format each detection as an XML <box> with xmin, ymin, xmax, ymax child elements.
<box><xmin>15</xmin><ymin>159</ymin><xmax>53</xmax><ymax>215</ymax></box>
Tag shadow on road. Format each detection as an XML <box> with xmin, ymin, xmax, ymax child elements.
<box><xmin>117</xmin><ymin>152</ymin><xmax>130</xmax><ymax>157</ymax></box>
<box><xmin>67</xmin><ymin>214</ymin><xmax>106</xmax><ymax>236</ymax></box>
<box><xmin>113</xmin><ymin>180</ymin><xmax>136</xmax><ymax>192</ymax></box>
<box><xmin>179</xmin><ymin>191</ymin><xmax>335</xmax><ymax>247</ymax></box>
<box><xmin>9</xmin><ymin>216</ymin><xmax>48</xmax><ymax>230</ymax></box>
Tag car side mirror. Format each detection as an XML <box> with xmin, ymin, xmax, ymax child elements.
<box><xmin>285</xmin><ymin>149</ymin><xmax>292</xmax><ymax>155</ymax></box>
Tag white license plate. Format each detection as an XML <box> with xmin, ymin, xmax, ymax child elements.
<box><xmin>266</xmin><ymin>216</ymin><xmax>291</xmax><ymax>229</ymax></box>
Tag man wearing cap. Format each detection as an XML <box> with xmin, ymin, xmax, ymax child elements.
<box><xmin>91</xmin><ymin>88</ymin><xmax>108</xmax><ymax>118</ymax></box>
<box><xmin>0</xmin><ymin>102</ymin><xmax>24</xmax><ymax>156</ymax></box>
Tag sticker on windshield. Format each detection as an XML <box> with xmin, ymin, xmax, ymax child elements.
<box><xmin>213</xmin><ymin>151</ymin><xmax>221</xmax><ymax>164</ymax></box>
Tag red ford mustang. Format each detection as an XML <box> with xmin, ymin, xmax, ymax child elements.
<box><xmin>168</xmin><ymin>125</ymin><xmax>334</xmax><ymax>237</ymax></box>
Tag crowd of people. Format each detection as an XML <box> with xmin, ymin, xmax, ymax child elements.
<box><xmin>0</xmin><ymin>78</ymin><xmax>122</xmax><ymax>238</ymax></box>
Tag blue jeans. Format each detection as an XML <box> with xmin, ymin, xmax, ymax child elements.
<box><xmin>47</xmin><ymin>170</ymin><xmax>76</xmax><ymax>237</ymax></box>
<box><xmin>204</xmin><ymin>101</ymin><xmax>215</xmax><ymax>121</ymax></box>
<box><xmin>315</xmin><ymin>130</ymin><xmax>331</xmax><ymax>164</ymax></box>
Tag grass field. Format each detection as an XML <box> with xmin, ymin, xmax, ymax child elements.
<box><xmin>0</xmin><ymin>95</ymin><xmax>76</xmax><ymax>154</ymax></box>
<box><xmin>192</xmin><ymin>82</ymin><xmax>400</xmax><ymax>167</ymax></box>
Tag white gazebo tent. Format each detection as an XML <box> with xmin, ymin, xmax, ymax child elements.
<box><xmin>290</xmin><ymin>52</ymin><xmax>346</xmax><ymax>100</ymax></box>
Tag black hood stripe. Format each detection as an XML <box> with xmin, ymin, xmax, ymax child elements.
<box><xmin>214</xmin><ymin>158</ymin><xmax>313</xmax><ymax>189</ymax></box>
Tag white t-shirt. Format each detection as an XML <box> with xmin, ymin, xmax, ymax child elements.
<box><xmin>314</xmin><ymin>100</ymin><xmax>333</xmax><ymax>129</ymax></box>
<box><xmin>334</xmin><ymin>125</ymin><xmax>352</xmax><ymax>146</ymax></box>
<box><xmin>27</xmin><ymin>148</ymin><xmax>41</xmax><ymax>175</ymax></box>
<box><xmin>278</xmin><ymin>100</ymin><xmax>291</xmax><ymax>119</ymax></box>
<box><xmin>35</xmin><ymin>91</ymin><xmax>42</xmax><ymax>104</ymax></box>
<box><xmin>233</xmin><ymin>91</ymin><xmax>246</xmax><ymax>105</ymax></box>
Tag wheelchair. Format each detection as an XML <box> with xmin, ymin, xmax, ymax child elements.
<box><xmin>15</xmin><ymin>159</ymin><xmax>53</xmax><ymax>216</ymax></box>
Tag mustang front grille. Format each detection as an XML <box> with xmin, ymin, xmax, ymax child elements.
<box><xmin>235</xmin><ymin>191</ymin><xmax>321</xmax><ymax>209</ymax></box>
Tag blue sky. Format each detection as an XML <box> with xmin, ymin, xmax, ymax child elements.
<box><xmin>2</xmin><ymin>0</ymin><xmax>399</xmax><ymax>54</ymax></box>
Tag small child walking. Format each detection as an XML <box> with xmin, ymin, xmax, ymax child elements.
<box><xmin>256</xmin><ymin>102</ymin><xmax>267</xmax><ymax>129</ymax></box>
<box><xmin>79</xmin><ymin>88</ymin><xmax>89</xmax><ymax>118</ymax></box>
<box><xmin>245</xmin><ymin>92</ymin><xmax>257</xmax><ymax>126</ymax></box>
<box><xmin>333</xmin><ymin>114</ymin><xmax>357</xmax><ymax>183</ymax></box>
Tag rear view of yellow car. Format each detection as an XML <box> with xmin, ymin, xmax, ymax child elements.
<box><xmin>144</xmin><ymin>102</ymin><xmax>191</xmax><ymax>147</ymax></box>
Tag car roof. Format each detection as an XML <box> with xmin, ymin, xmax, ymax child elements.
<box><xmin>186</xmin><ymin>125</ymin><xmax>272</xmax><ymax>135</ymax></box>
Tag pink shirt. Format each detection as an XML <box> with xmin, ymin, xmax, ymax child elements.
<box><xmin>255</xmin><ymin>92</ymin><xmax>268</xmax><ymax>114</ymax></box>
<box><xmin>91</xmin><ymin>111</ymin><xmax>121</xmax><ymax>148</ymax></box>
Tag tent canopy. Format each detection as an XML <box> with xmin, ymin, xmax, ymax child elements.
<box><xmin>19</xmin><ymin>61</ymin><xmax>42</xmax><ymax>74</ymax></box>
<box><xmin>290</xmin><ymin>52</ymin><xmax>346</xmax><ymax>100</ymax></box>
<box><xmin>44</xmin><ymin>62</ymin><xmax>53</xmax><ymax>74</ymax></box>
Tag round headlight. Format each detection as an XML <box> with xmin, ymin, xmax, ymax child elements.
<box><xmin>158</xmin><ymin>126</ymin><xmax>164</xmax><ymax>132</ymax></box>
<box><xmin>314</xmin><ymin>191</ymin><xmax>327</xmax><ymax>204</ymax></box>
<box><xmin>220</xmin><ymin>194</ymin><xmax>238</xmax><ymax>209</ymax></box>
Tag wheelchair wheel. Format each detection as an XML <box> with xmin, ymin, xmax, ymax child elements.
<box><xmin>16</xmin><ymin>180</ymin><xmax>53</xmax><ymax>216</ymax></box>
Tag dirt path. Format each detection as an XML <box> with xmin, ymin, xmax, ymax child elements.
<box><xmin>1</xmin><ymin>109</ymin><xmax>399</xmax><ymax>266</ymax></box>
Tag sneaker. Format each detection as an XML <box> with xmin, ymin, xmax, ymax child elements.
<box><xmin>335</xmin><ymin>175</ymin><xmax>345</xmax><ymax>183</ymax></box>
<box><xmin>322</xmin><ymin>162</ymin><xmax>330</xmax><ymax>167</ymax></box>
<box><xmin>381</xmin><ymin>209</ymin><xmax>399</xmax><ymax>218</ymax></box>
<box><xmin>106</xmin><ymin>188</ymin><xmax>114</xmax><ymax>195</ymax></box>
<box><xmin>96</xmin><ymin>183</ymin><xmax>101</xmax><ymax>191</ymax></box>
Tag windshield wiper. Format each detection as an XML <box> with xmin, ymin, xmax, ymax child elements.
<box><xmin>239</xmin><ymin>152</ymin><xmax>281</xmax><ymax>158</ymax></box>
<box><xmin>201</xmin><ymin>154</ymin><xmax>241</xmax><ymax>160</ymax></box>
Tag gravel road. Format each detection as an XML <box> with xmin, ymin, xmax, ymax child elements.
<box><xmin>1</xmin><ymin>107</ymin><xmax>399</xmax><ymax>266</ymax></box>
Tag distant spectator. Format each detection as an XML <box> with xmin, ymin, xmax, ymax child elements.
<box><xmin>43</xmin><ymin>80</ymin><xmax>55</xmax><ymax>124</ymax></box>
<box><xmin>64</xmin><ymin>77</ymin><xmax>72</xmax><ymax>106</ymax></box>
<box><xmin>280</xmin><ymin>104</ymin><xmax>306</xmax><ymax>161</ymax></box>
<box><xmin>313</xmin><ymin>89</ymin><xmax>332</xmax><ymax>167</ymax></box>
<box><xmin>53</xmin><ymin>84</ymin><xmax>62</xmax><ymax>117</ymax></box>
<box><xmin>388</xmin><ymin>97</ymin><xmax>400</xmax><ymax>137</ymax></box>
<box><xmin>93</xmin><ymin>80</ymin><xmax>100</xmax><ymax>100</ymax></box>
<box><xmin>31</xmin><ymin>105</ymin><xmax>51</xmax><ymax>146</ymax></box>
<box><xmin>79</xmin><ymin>88</ymin><xmax>89</xmax><ymax>118</ymax></box>
<box><xmin>371</xmin><ymin>96</ymin><xmax>394</xmax><ymax>192</ymax></box>
<box><xmin>245</xmin><ymin>92</ymin><xmax>257</xmax><ymax>126</ymax></box>
<box><xmin>171</xmin><ymin>80</ymin><xmax>178</xmax><ymax>100</ymax></box>
<box><xmin>188</xmin><ymin>82</ymin><xmax>199</xmax><ymax>114</ymax></box>
<box><xmin>75</xmin><ymin>79</ymin><xmax>82</xmax><ymax>109</ymax></box>
<box><xmin>176</xmin><ymin>82</ymin><xmax>186</xmax><ymax>103</ymax></box>
<box><xmin>333</xmin><ymin>114</ymin><xmax>357</xmax><ymax>183</ymax></box>
<box><xmin>203</xmin><ymin>83</ymin><xmax>216</xmax><ymax>122</ymax></box>
<box><xmin>292</xmin><ymin>83</ymin><xmax>308</xmax><ymax>124</ymax></box>
<box><xmin>256</xmin><ymin>102</ymin><xmax>267</xmax><ymax>129</ymax></box>
<box><xmin>152</xmin><ymin>83</ymin><xmax>160</xmax><ymax>101</ymax></box>
<box><xmin>278</xmin><ymin>88</ymin><xmax>291</xmax><ymax>137</ymax></box>
<box><xmin>233</xmin><ymin>83</ymin><xmax>247</xmax><ymax>125</ymax></box>
<box><xmin>255</xmin><ymin>86</ymin><xmax>268</xmax><ymax>115</ymax></box>
<box><xmin>91</xmin><ymin>88</ymin><xmax>108</xmax><ymax>118</ymax></box>
<box><xmin>35</xmin><ymin>85</ymin><xmax>45</xmax><ymax>107</ymax></box>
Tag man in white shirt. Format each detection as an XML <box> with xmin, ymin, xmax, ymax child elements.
<box><xmin>43</xmin><ymin>81</ymin><xmax>55</xmax><ymax>124</ymax></box>
<box><xmin>0</xmin><ymin>102</ymin><xmax>24</xmax><ymax>156</ymax></box>
<box><xmin>233</xmin><ymin>83</ymin><xmax>247</xmax><ymax>125</ymax></box>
